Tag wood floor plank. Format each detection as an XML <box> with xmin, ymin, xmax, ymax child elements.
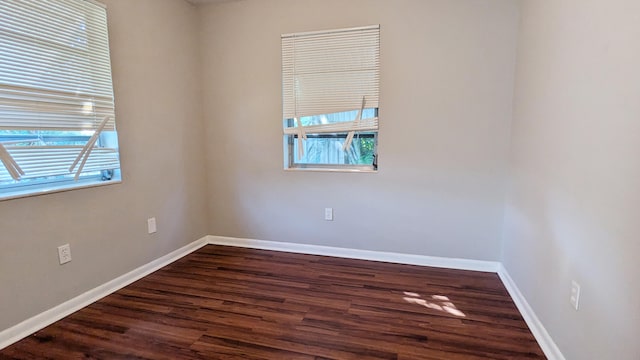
<box><xmin>0</xmin><ymin>245</ymin><xmax>546</xmax><ymax>359</ymax></box>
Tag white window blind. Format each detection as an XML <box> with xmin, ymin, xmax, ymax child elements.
<box><xmin>282</xmin><ymin>25</ymin><xmax>380</xmax><ymax>157</ymax></box>
<box><xmin>0</xmin><ymin>0</ymin><xmax>120</xmax><ymax>188</ymax></box>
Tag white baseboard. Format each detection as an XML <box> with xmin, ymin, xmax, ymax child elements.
<box><xmin>0</xmin><ymin>236</ymin><xmax>209</xmax><ymax>351</ymax></box>
<box><xmin>207</xmin><ymin>235</ymin><xmax>500</xmax><ymax>272</ymax></box>
<box><xmin>498</xmin><ymin>264</ymin><xmax>565</xmax><ymax>360</ymax></box>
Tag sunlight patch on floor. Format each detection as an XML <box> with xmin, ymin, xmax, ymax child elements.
<box><xmin>402</xmin><ymin>291</ymin><xmax>466</xmax><ymax>317</ymax></box>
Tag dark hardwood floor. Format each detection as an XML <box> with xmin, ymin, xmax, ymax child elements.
<box><xmin>1</xmin><ymin>245</ymin><xmax>545</xmax><ymax>359</ymax></box>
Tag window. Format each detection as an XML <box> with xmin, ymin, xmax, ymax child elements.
<box><xmin>0</xmin><ymin>0</ymin><xmax>120</xmax><ymax>200</ymax></box>
<box><xmin>282</xmin><ymin>25</ymin><xmax>380</xmax><ymax>171</ymax></box>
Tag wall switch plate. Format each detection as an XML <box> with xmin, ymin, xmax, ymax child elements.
<box><xmin>324</xmin><ymin>208</ymin><xmax>333</xmax><ymax>221</ymax></box>
<box><xmin>570</xmin><ymin>280</ymin><xmax>581</xmax><ymax>310</ymax></box>
<box><xmin>147</xmin><ymin>217</ymin><xmax>157</xmax><ymax>234</ymax></box>
<box><xmin>57</xmin><ymin>244</ymin><xmax>72</xmax><ymax>265</ymax></box>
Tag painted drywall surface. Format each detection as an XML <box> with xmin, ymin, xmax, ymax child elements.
<box><xmin>199</xmin><ymin>0</ymin><xmax>519</xmax><ymax>261</ymax></box>
<box><xmin>502</xmin><ymin>0</ymin><xmax>640</xmax><ymax>358</ymax></box>
<box><xmin>0</xmin><ymin>0</ymin><xmax>208</xmax><ymax>331</ymax></box>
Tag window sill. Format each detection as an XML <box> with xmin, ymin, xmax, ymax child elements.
<box><xmin>284</xmin><ymin>167</ymin><xmax>377</xmax><ymax>173</ymax></box>
<box><xmin>0</xmin><ymin>178</ymin><xmax>122</xmax><ymax>202</ymax></box>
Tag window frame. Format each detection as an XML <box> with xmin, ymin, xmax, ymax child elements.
<box><xmin>281</xmin><ymin>25</ymin><xmax>380</xmax><ymax>172</ymax></box>
<box><xmin>0</xmin><ymin>0</ymin><xmax>121</xmax><ymax>201</ymax></box>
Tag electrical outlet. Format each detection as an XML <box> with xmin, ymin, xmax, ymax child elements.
<box><xmin>324</xmin><ymin>208</ymin><xmax>333</xmax><ymax>221</ymax></box>
<box><xmin>147</xmin><ymin>217</ymin><xmax>157</xmax><ymax>234</ymax></box>
<box><xmin>570</xmin><ymin>280</ymin><xmax>581</xmax><ymax>310</ymax></box>
<box><xmin>57</xmin><ymin>244</ymin><xmax>72</xmax><ymax>265</ymax></box>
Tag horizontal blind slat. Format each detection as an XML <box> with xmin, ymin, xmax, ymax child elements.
<box><xmin>283</xmin><ymin>118</ymin><xmax>379</xmax><ymax>135</ymax></box>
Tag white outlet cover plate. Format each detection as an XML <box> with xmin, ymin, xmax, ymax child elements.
<box><xmin>147</xmin><ymin>217</ymin><xmax>157</xmax><ymax>234</ymax></box>
<box><xmin>570</xmin><ymin>280</ymin><xmax>581</xmax><ymax>310</ymax></box>
<box><xmin>57</xmin><ymin>244</ymin><xmax>72</xmax><ymax>264</ymax></box>
<box><xmin>324</xmin><ymin>208</ymin><xmax>333</xmax><ymax>221</ymax></box>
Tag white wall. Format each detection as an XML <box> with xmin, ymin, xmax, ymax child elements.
<box><xmin>199</xmin><ymin>0</ymin><xmax>519</xmax><ymax>261</ymax></box>
<box><xmin>502</xmin><ymin>0</ymin><xmax>640</xmax><ymax>359</ymax></box>
<box><xmin>0</xmin><ymin>0</ymin><xmax>208</xmax><ymax>331</ymax></box>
